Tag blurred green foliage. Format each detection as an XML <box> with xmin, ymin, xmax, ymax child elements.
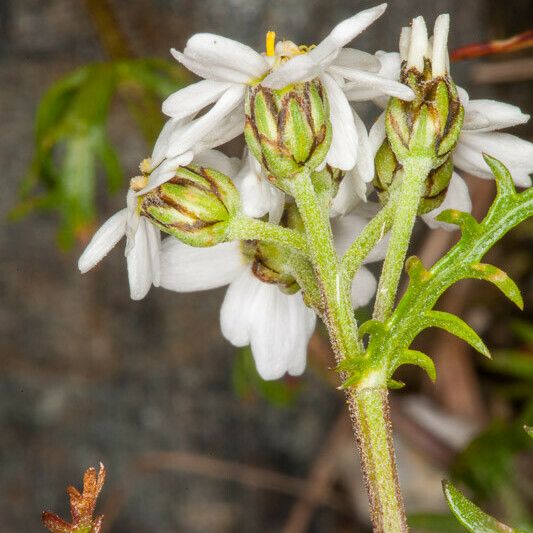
<box><xmin>13</xmin><ymin>59</ymin><xmax>188</xmax><ymax>247</ymax></box>
<box><xmin>232</xmin><ymin>347</ymin><xmax>301</xmax><ymax>407</ymax></box>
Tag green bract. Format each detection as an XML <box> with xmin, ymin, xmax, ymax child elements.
<box><xmin>244</xmin><ymin>79</ymin><xmax>332</xmax><ymax>193</ymax></box>
<box><xmin>140</xmin><ymin>165</ymin><xmax>240</xmax><ymax>247</ymax></box>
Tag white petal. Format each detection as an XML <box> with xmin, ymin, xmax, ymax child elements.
<box><xmin>399</xmin><ymin>27</ymin><xmax>411</xmax><ymax>61</ymax></box>
<box><xmin>162</xmin><ymin>80</ymin><xmax>233</xmax><ymax>120</ymax></box>
<box><xmin>171</xmin><ymin>48</ymin><xmax>251</xmax><ymax>83</ymax></box>
<box><xmin>193</xmin><ymin>149</ymin><xmax>241</xmax><ymax>177</ymax></box>
<box><xmin>195</xmin><ymin>107</ymin><xmax>245</xmax><ymax>153</ymax></box>
<box><xmin>138</xmin><ymin>152</ymin><xmax>194</xmax><ymax>195</ymax></box>
<box><xmin>457</xmin><ymin>86</ymin><xmax>469</xmax><ymax>107</ymax></box>
<box><xmin>338</xmin><ymin>67</ymin><xmax>414</xmax><ymax>100</ymax></box>
<box><xmin>456</xmin><ymin>132</ymin><xmax>533</xmax><ymax>186</ymax></box>
<box><xmin>352</xmin><ymin>110</ymin><xmax>374</xmax><ymax>182</ymax></box>
<box><xmin>151</xmin><ymin>118</ymin><xmax>184</xmax><ymax>165</ymax></box>
<box><xmin>249</xmin><ymin>286</ymin><xmax>315</xmax><ymax>380</ymax></box>
<box><xmin>184</xmin><ymin>33</ymin><xmax>269</xmax><ymax>80</ymax></box>
<box><xmin>351</xmin><ymin>266</ymin><xmax>377</xmax><ymax>308</ymax></box>
<box><xmin>332</xmin><ymin>48</ymin><xmax>381</xmax><ymax>72</ymax></box>
<box><xmin>310</xmin><ymin>4</ymin><xmax>387</xmax><ymax>66</ymax></box>
<box><xmin>322</xmin><ymin>73</ymin><xmax>358</xmax><ymax>170</ymax></box>
<box><xmin>78</xmin><ymin>209</ymin><xmax>127</xmax><ymax>273</ymax></box>
<box><xmin>145</xmin><ymin>222</ymin><xmax>161</xmax><ymax>287</ymax></box>
<box><xmin>167</xmin><ymin>85</ymin><xmax>246</xmax><ymax>155</ymax></box>
<box><xmin>407</xmin><ymin>16</ymin><xmax>428</xmax><ymax>71</ymax></box>
<box><xmin>431</xmin><ymin>14</ymin><xmax>450</xmax><ymax>76</ymax></box>
<box><xmin>375</xmin><ymin>51</ymin><xmax>402</xmax><ymax>81</ymax></box>
<box><xmin>369</xmin><ymin>111</ymin><xmax>386</xmax><ymax>156</ymax></box>
<box><xmin>463</xmin><ymin>99</ymin><xmax>529</xmax><ymax>133</ymax></box>
<box><xmin>421</xmin><ymin>172</ymin><xmax>472</xmax><ymax>230</ymax></box>
<box><xmin>160</xmin><ymin>239</ymin><xmax>245</xmax><ymax>292</ymax></box>
<box><xmin>220</xmin><ymin>270</ymin><xmax>263</xmax><ymax>347</ymax></box>
<box><xmin>331</xmin><ymin>172</ymin><xmax>366</xmax><ymax>216</ymax></box>
<box><xmin>261</xmin><ymin>54</ymin><xmax>322</xmax><ymax>89</ymax></box>
<box><xmin>126</xmin><ymin>218</ymin><xmax>154</xmax><ymax>300</ymax></box>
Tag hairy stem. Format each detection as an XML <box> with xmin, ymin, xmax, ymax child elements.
<box><xmin>349</xmin><ymin>387</ymin><xmax>408</xmax><ymax>532</ymax></box>
<box><xmin>373</xmin><ymin>159</ymin><xmax>432</xmax><ymax>321</ymax></box>
<box><xmin>291</xmin><ymin>169</ymin><xmax>407</xmax><ymax>531</ymax></box>
<box><xmin>228</xmin><ymin>215</ymin><xmax>309</xmax><ymax>255</ymax></box>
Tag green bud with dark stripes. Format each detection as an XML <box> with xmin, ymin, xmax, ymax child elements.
<box><xmin>244</xmin><ymin>79</ymin><xmax>332</xmax><ymax>193</ymax></box>
<box><xmin>373</xmin><ymin>59</ymin><xmax>464</xmax><ymax>213</ymax></box>
<box><xmin>241</xmin><ymin>239</ymin><xmax>299</xmax><ymax>294</ymax></box>
<box><xmin>140</xmin><ymin>165</ymin><xmax>240</xmax><ymax>247</ymax></box>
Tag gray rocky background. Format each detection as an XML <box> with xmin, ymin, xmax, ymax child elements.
<box><xmin>0</xmin><ymin>1</ymin><xmax>531</xmax><ymax>532</ymax></box>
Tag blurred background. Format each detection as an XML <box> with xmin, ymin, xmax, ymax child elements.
<box><xmin>0</xmin><ymin>0</ymin><xmax>532</xmax><ymax>531</ymax></box>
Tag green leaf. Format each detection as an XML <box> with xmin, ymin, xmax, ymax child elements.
<box><xmin>435</xmin><ymin>209</ymin><xmax>480</xmax><ymax>236</ymax></box>
<box><xmin>511</xmin><ymin>320</ymin><xmax>533</xmax><ymax>344</ymax></box>
<box><xmin>97</xmin><ymin>137</ymin><xmax>123</xmax><ymax>193</ymax></box>
<box><xmin>443</xmin><ymin>480</ymin><xmax>524</xmax><ymax>532</ymax></box>
<box><xmin>483</xmin><ymin>153</ymin><xmax>517</xmax><ymax>199</ymax></box>
<box><xmin>390</xmin><ymin>349</ymin><xmax>436</xmax><ymax>382</ymax></box>
<box><xmin>420</xmin><ymin>311</ymin><xmax>491</xmax><ymax>358</ymax></box>
<box><xmin>467</xmin><ymin>263</ymin><xmax>523</xmax><ymax>309</ymax></box>
<box><xmin>484</xmin><ymin>351</ymin><xmax>533</xmax><ymax>381</ymax></box>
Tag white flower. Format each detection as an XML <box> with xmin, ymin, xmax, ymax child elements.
<box><xmin>138</xmin><ymin>111</ymin><xmax>244</xmax><ymax>194</ymax></box>
<box><xmin>159</xmin><ymin>239</ymin><xmax>316</xmax><ymax>380</ymax></box>
<box><xmin>78</xmin><ymin>188</ymin><xmax>161</xmax><ymax>301</ymax></box>
<box><xmin>369</xmin><ymin>14</ymin><xmax>533</xmax><ymax>230</ymax></box>
<box><xmin>158</xmin><ymin>204</ymin><xmax>388</xmax><ymax>379</ymax></box>
<box><xmin>165</xmin><ymin>4</ymin><xmax>414</xmax><ymax>177</ymax></box>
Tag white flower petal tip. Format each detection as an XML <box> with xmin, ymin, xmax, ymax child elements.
<box><xmin>399</xmin><ymin>27</ymin><xmax>411</xmax><ymax>61</ymax></box>
<box><xmin>329</xmin><ymin>4</ymin><xmax>387</xmax><ymax>48</ymax></box>
<box><xmin>407</xmin><ymin>16</ymin><xmax>428</xmax><ymax>72</ymax></box>
<box><xmin>431</xmin><ymin>14</ymin><xmax>450</xmax><ymax>76</ymax></box>
<box><xmin>78</xmin><ymin>209</ymin><xmax>127</xmax><ymax>273</ymax></box>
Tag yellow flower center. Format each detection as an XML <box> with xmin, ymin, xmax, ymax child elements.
<box><xmin>130</xmin><ymin>175</ymin><xmax>148</xmax><ymax>192</ymax></box>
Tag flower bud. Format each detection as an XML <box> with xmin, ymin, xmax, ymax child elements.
<box><xmin>138</xmin><ymin>165</ymin><xmax>240</xmax><ymax>247</ymax></box>
<box><xmin>311</xmin><ymin>165</ymin><xmax>344</xmax><ymax>204</ymax></box>
<box><xmin>244</xmin><ymin>79</ymin><xmax>332</xmax><ymax>192</ymax></box>
<box><xmin>242</xmin><ymin>240</ymin><xmax>299</xmax><ymax>294</ymax></box>
<box><xmin>373</xmin><ymin>140</ymin><xmax>454</xmax><ymax>214</ymax></box>
<box><xmin>374</xmin><ymin>15</ymin><xmax>464</xmax><ymax>212</ymax></box>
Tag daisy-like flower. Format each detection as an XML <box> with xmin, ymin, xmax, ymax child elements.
<box><xmin>78</xmin><ymin>146</ymin><xmax>241</xmax><ymax>300</ymax></box>
<box><xmin>158</xmin><ymin>205</ymin><xmax>387</xmax><ymax>380</ymax></box>
<box><xmin>369</xmin><ymin>14</ymin><xmax>533</xmax><ymax>229</ymax></box>
<box><xmin>78</xmin><ymin>186</ymin><xmax>160</xmax><ymax>301</ymax></box>
<box><xmin>163</xmin><ymin>3</ymin><xmax>414</xmax><ymax>179</ymax></box>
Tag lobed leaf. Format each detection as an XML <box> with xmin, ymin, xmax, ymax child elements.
<box><xmin>389</xmin><ymin>349</ymin><xmax>436</xmax><ymax>382</ymax></box>
<box><xmin>467</xmin><ymin>263</ymin><xmax>523</xmax><ymax>309</ymax></box>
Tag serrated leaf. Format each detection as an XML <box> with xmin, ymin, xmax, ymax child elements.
<box><xmin>391</xmin><ymin>349</ymin><xmax>436</xmax><ymax>382</ymax></box>
<box><xmin>443</xmin><ymin>480</ymin><xmax>523</xmax><ymax>532</ymax></box>
<box><xmin>483</xmin><ymin>153</ymin><xmax>517</xmax><ymax>199</ymax></box>
<box><xmin>405</xmin><ymin>256</ymin><xmax>432</xmax><ymax>282</ymax></box>
<box><xmin>420</xmin><ymin>311</ymin><xmax>491</xmax><ymax>358</ymax></box>
<box><xmin>387</xmin><ymin>379</ymin><xmax>405</xmax><ymax>389</ymax></box>
<box><xmin>435</xmin><ymin>209</ymin><xmax>480</xmax><ymax>235</ymax></box>
<box><xmin>467</xmin><ymin>263</ymin><xmax>523</xmax><ymax>309</ymax></box>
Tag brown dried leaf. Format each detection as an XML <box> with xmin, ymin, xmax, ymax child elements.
<box><xmin>42</xmin><ymin>463</ymin><xmax>106</xmax><ymax>533</ymax></box>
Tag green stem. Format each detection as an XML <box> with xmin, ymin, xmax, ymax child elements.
<box><xmin>349</xmin><ymin>387</ymin><xmax>408</xmax><ymax>532</ymax></box>
<box><xmin>373</xmin><ymin>158</ymin><xmax>432</xmax><ymax>322</ymax></box>
<box><xmin>291</xmin><ymin>170</ymin><xmax>360</xmax><ymax>359</ymax></box>
<box><xmin>228</xmin><ymin>215</ymin><xmax>309</xmax><ymax>255</ymax></box>
<box><xmin>290</xmin><ymin>170</ymin><xmax>407</xmax><ymax>532</ymax></box>
<box><xmin>341</xmin><ymin>201</ymin><xmax>395</xmax><ymax>287</ymax></box>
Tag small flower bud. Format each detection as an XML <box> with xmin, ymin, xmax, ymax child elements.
<box><xmin>244</xmin><ymin>79</ymin><xmax>332</xmax><ymax>192</ymax></box>
<box><xmin>139</xmin><ymin>165</ymin><xmax>240</xmax><ymax>247</ymax></box>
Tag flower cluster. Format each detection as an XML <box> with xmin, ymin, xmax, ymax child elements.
<box><xmin>79</xmin><ymin>5</ymin><xmax>533</xmax><ymax>380</ymax></box>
